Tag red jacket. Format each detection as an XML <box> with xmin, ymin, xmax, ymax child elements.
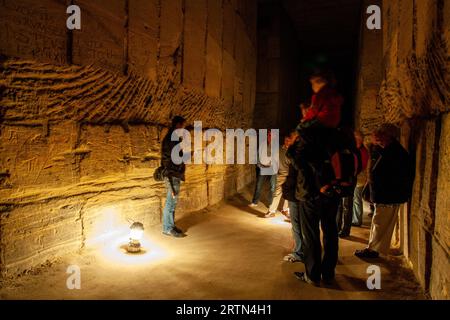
<box><xmin>303</xmin><ymin>86</ymin><xmax>343</xmax><ymax>128</ymax></box>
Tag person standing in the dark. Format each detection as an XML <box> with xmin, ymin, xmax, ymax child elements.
<box><xmin>336</xmin><ymin>130</ymin><xmax>369</xmax><ymax>237</ymax></box>
<box><xmin>355</xmin><ymin>124</ymin><xmax>414</xmax><ymax>258</ymax></box>
<box><xmin>281</xmin><ymin>131</ymin><xmax>304</xmax><ymax>263</ymax></box>
<box><xmin>269</xmin><ymin>131</ymin><xmax>297</xmax><ymax>219</ymax></box>
<box><xmin>288</xmin><ymin>129</ymin><xmax>340</xmax><ymax>286</ymax></box>
<box><xmin>351</xmin><ymin>131</ymin><xmax>370</xmax><ymax>227</ymax></box>
<box><xmin>248</xmin><ymin>130</ymin><xmax>278</xmax><ymax>217</ymax></box>
<box><xmin>365</xmin><ymin>141</ymin><xmax>383</xmax><ymax>219</ymax></box>
<box><xmin>161</xmin><ymin>116</ymin><xmax>187</xmax><ymax>238</ymax></box>
<box><xmin>289</xmin><ymin>71</ymin><xmax>344</xmax><ymax>286</ymax></box>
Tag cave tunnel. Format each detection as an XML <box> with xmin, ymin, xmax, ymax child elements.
<box><xmin>0</xmin><ymin>0</ymin><xmax>449</xmax><ymax>302</ymax></box>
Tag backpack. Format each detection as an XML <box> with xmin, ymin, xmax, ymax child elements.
<box><xmin>153</xmin><ymin>166</ymin><xmax>167</xmax><ymax>182</ymax></box>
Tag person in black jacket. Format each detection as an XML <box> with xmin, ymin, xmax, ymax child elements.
<box><xmin>281</xmin><ymin>132</ymin><xmax>304</xmax><ymax>263</ymax></box>
<box><xmin>355</xmin><ymin>124</ymin><xmax>414</xmax><ymax>258</ymax></box>
<box><xmin>161</xmin><ymin>116</ymin><xmax>187</xmax><ymax>238</ymax></box>
<box><xmin>288</xmin><ymin>127</ymin><xmax>341</xmax><ymax>286</ymax></box>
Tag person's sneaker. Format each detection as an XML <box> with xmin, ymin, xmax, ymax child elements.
<box><xmin>248</xmin><ymin>203</ymin><xmax>258</xmax><ymax>208</ymax></box>
<box><xmin>354</xmin><ymin>248</ymin><xmax>379</xmax><ymax>258</ymax></box>
<box><xmin>294</xmin><ymin>272</ymin><xmax>320</xmax><ymax>287</ymax></box>
<box><xmin>283</xmin><ymin>253</ymin><xmax>304</xmax><ymax>263</ymax></box>
<box><xmin>264</xmin><ymin>211</ymin><xmax>276</xmax><ymax>218</ymax></box>
<box><xmin>163</xmin><ymin>229</ymin><xmax>186</xmax><ymax>238</ymax></box>
<box><xmin>173</xmin><ymin>226</ymin><xmax>184</xmax><ymax>234</ymax></box>
<box><xmin>281</xmin><ymin>209</ymin><xmax>290</xmax><ymax>218</ymax></box>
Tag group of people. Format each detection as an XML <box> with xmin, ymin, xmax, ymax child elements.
<box><xmin>248</xmin><ymin>71</ymin><xmax>415</xmax><ymax>286</ymax></box>
<box><xmin>157</xmin><ymin>70</ymin><xmax>415</xmax><ymax>287</ymax></box>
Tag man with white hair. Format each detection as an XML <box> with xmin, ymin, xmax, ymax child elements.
<box><xmin>355</xmin><ymin>124</ymin><xmax>414</xmax><ymax>258</ymax></box>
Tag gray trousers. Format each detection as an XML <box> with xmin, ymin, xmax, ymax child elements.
<box><xmin>368</xmin><ymin>204</ymin><xmax>401</xmax><ymax>254</ymax></box>
<box><xmin>269</xmin><ymin>174</ymin><xmax>288</xmax><ymax>212</ymax></box>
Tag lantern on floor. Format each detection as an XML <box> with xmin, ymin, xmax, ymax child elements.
<box><xmin>127</xmin><ymin>222</ymin><xmax>144</xmax><ymax>253</ymax></box>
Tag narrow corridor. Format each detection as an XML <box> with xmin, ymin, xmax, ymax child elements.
<box><xmin>0</xmin><ymin>188</ymin><xmax>425</xmax><ymax>300</ymax></box>
<box><xmin>0</xmin><ymin>0</ymin><xmax>448</xmax><ymax>301</ymax></box>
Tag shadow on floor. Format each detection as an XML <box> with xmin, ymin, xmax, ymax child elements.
<box><xmin>174</xmin><ymin>208</ymin><xmax>215</xmax><ymax>232</ymax></box>
<box><xmin>228</xmin><ymin>193</ymin><xmax>264</xmax><ymax>218</ymax></box>
<box><xmin>339</xmin><ymin>274</ymin><xmax>369</xmax><ymax>291</ymax></box>
<box><xmin>344</xmin><ymin>234</ymin><xmax>368</xmax><ymax>245</ymax></box>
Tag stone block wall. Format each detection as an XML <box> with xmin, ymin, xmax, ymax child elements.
<box><xmin>253</xmin><ymin>2</ymin><xmax>301</xmax><ymax>133</ymax></box>
<box><xmin>355</xmin><ymin>0</ymin><xmax>449</xmax><ymax>299</ymax></box>
<box><xmin>0</xmin><ymin>0</ymin><xmax>257</xmax><ymax>276</ymax></box>
<box><xmin>354</xmin><ymin>0</ymin><xmax>383</xmax><ymax>135</ymax></box>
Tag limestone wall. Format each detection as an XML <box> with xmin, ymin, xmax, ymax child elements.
<box><xmin>355</xmin><ymin>0</ymin><xmax>449</xmax><ymax>299</ymax></box>
<box><xmin>354</xmin><ymin>0</ymin><xmax>383</xmax><ymax>135</ymax></box>
<box><xmin>253</xmin><ymin>2</ymin><xmax>301</xmax><ymax>133</ymax></box>
<box><xmin>0</xmin><ymin>0</ymin><xmax>257</xmax><ymax>276</ymax></box>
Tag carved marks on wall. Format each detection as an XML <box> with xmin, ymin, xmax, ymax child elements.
<box><xmin>1</xmin><ymin>59</ymin><xmax>250</xmax><ymax>130</ymax></box>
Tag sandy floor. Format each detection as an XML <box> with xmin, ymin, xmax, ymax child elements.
<box><xmin>0</xmin><ymin>191</ymin><xmax>426</xmax><ymax>300</ymax></box>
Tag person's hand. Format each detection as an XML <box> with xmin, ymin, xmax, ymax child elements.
<box><xmin>320</xmin><ymin>185</ymin><xmax>331</xmax><ymax>194</ymax></box>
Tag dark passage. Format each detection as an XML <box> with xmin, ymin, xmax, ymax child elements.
<box><xmin>254</xmin><ymin>0</ymin><xmax>362</xmax><ymax>132</ymax></box>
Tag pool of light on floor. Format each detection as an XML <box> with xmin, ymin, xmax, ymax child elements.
<box><xmin>267</xmin><ymin>215</ymin><xmax>291</xmax><ymax>227</ymax></box>
<box><xmin>98</xmin><ymin>232</ymin><xmax>170</xmax><ymax>266</ymax></box>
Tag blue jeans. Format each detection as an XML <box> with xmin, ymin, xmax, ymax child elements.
<box><xmin>162</xmin><ymin>177</ymin><xmax>181</xmax><ymax>232</ymax></box>
<box><xmin>336</xmin><ymin>195</ymin><xmax>353</xmax><ymax>234</ymax></box>
<box><xmin>288</xmin><ymin>201</ymin><xmax>303</xmax><ymax>260</ymax></box>
<box><xmin>251</xmin><ymin>168</ymin><xmax>277</xmax><ymax>206</ymax></box>
<box><xmin>352</xmin><ymin>185</ymin><xmax>364</xmax><ymax>226</ymax></box>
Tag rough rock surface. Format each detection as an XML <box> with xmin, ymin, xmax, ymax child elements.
<box><xmin>355</xmin><ymin>0</ymin><xmax>449</xmax><ymax>299</ymax></box>
<box><xmin>0</xmin><ymin>0</ymin><xmax>257</xmax><ymax>277</ymax></box>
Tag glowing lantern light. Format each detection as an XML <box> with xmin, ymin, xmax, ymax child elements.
<box><xmin>127</xmin><ymin>222</ymin><xmax>144</xmax><ymax>253</ymax></box>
